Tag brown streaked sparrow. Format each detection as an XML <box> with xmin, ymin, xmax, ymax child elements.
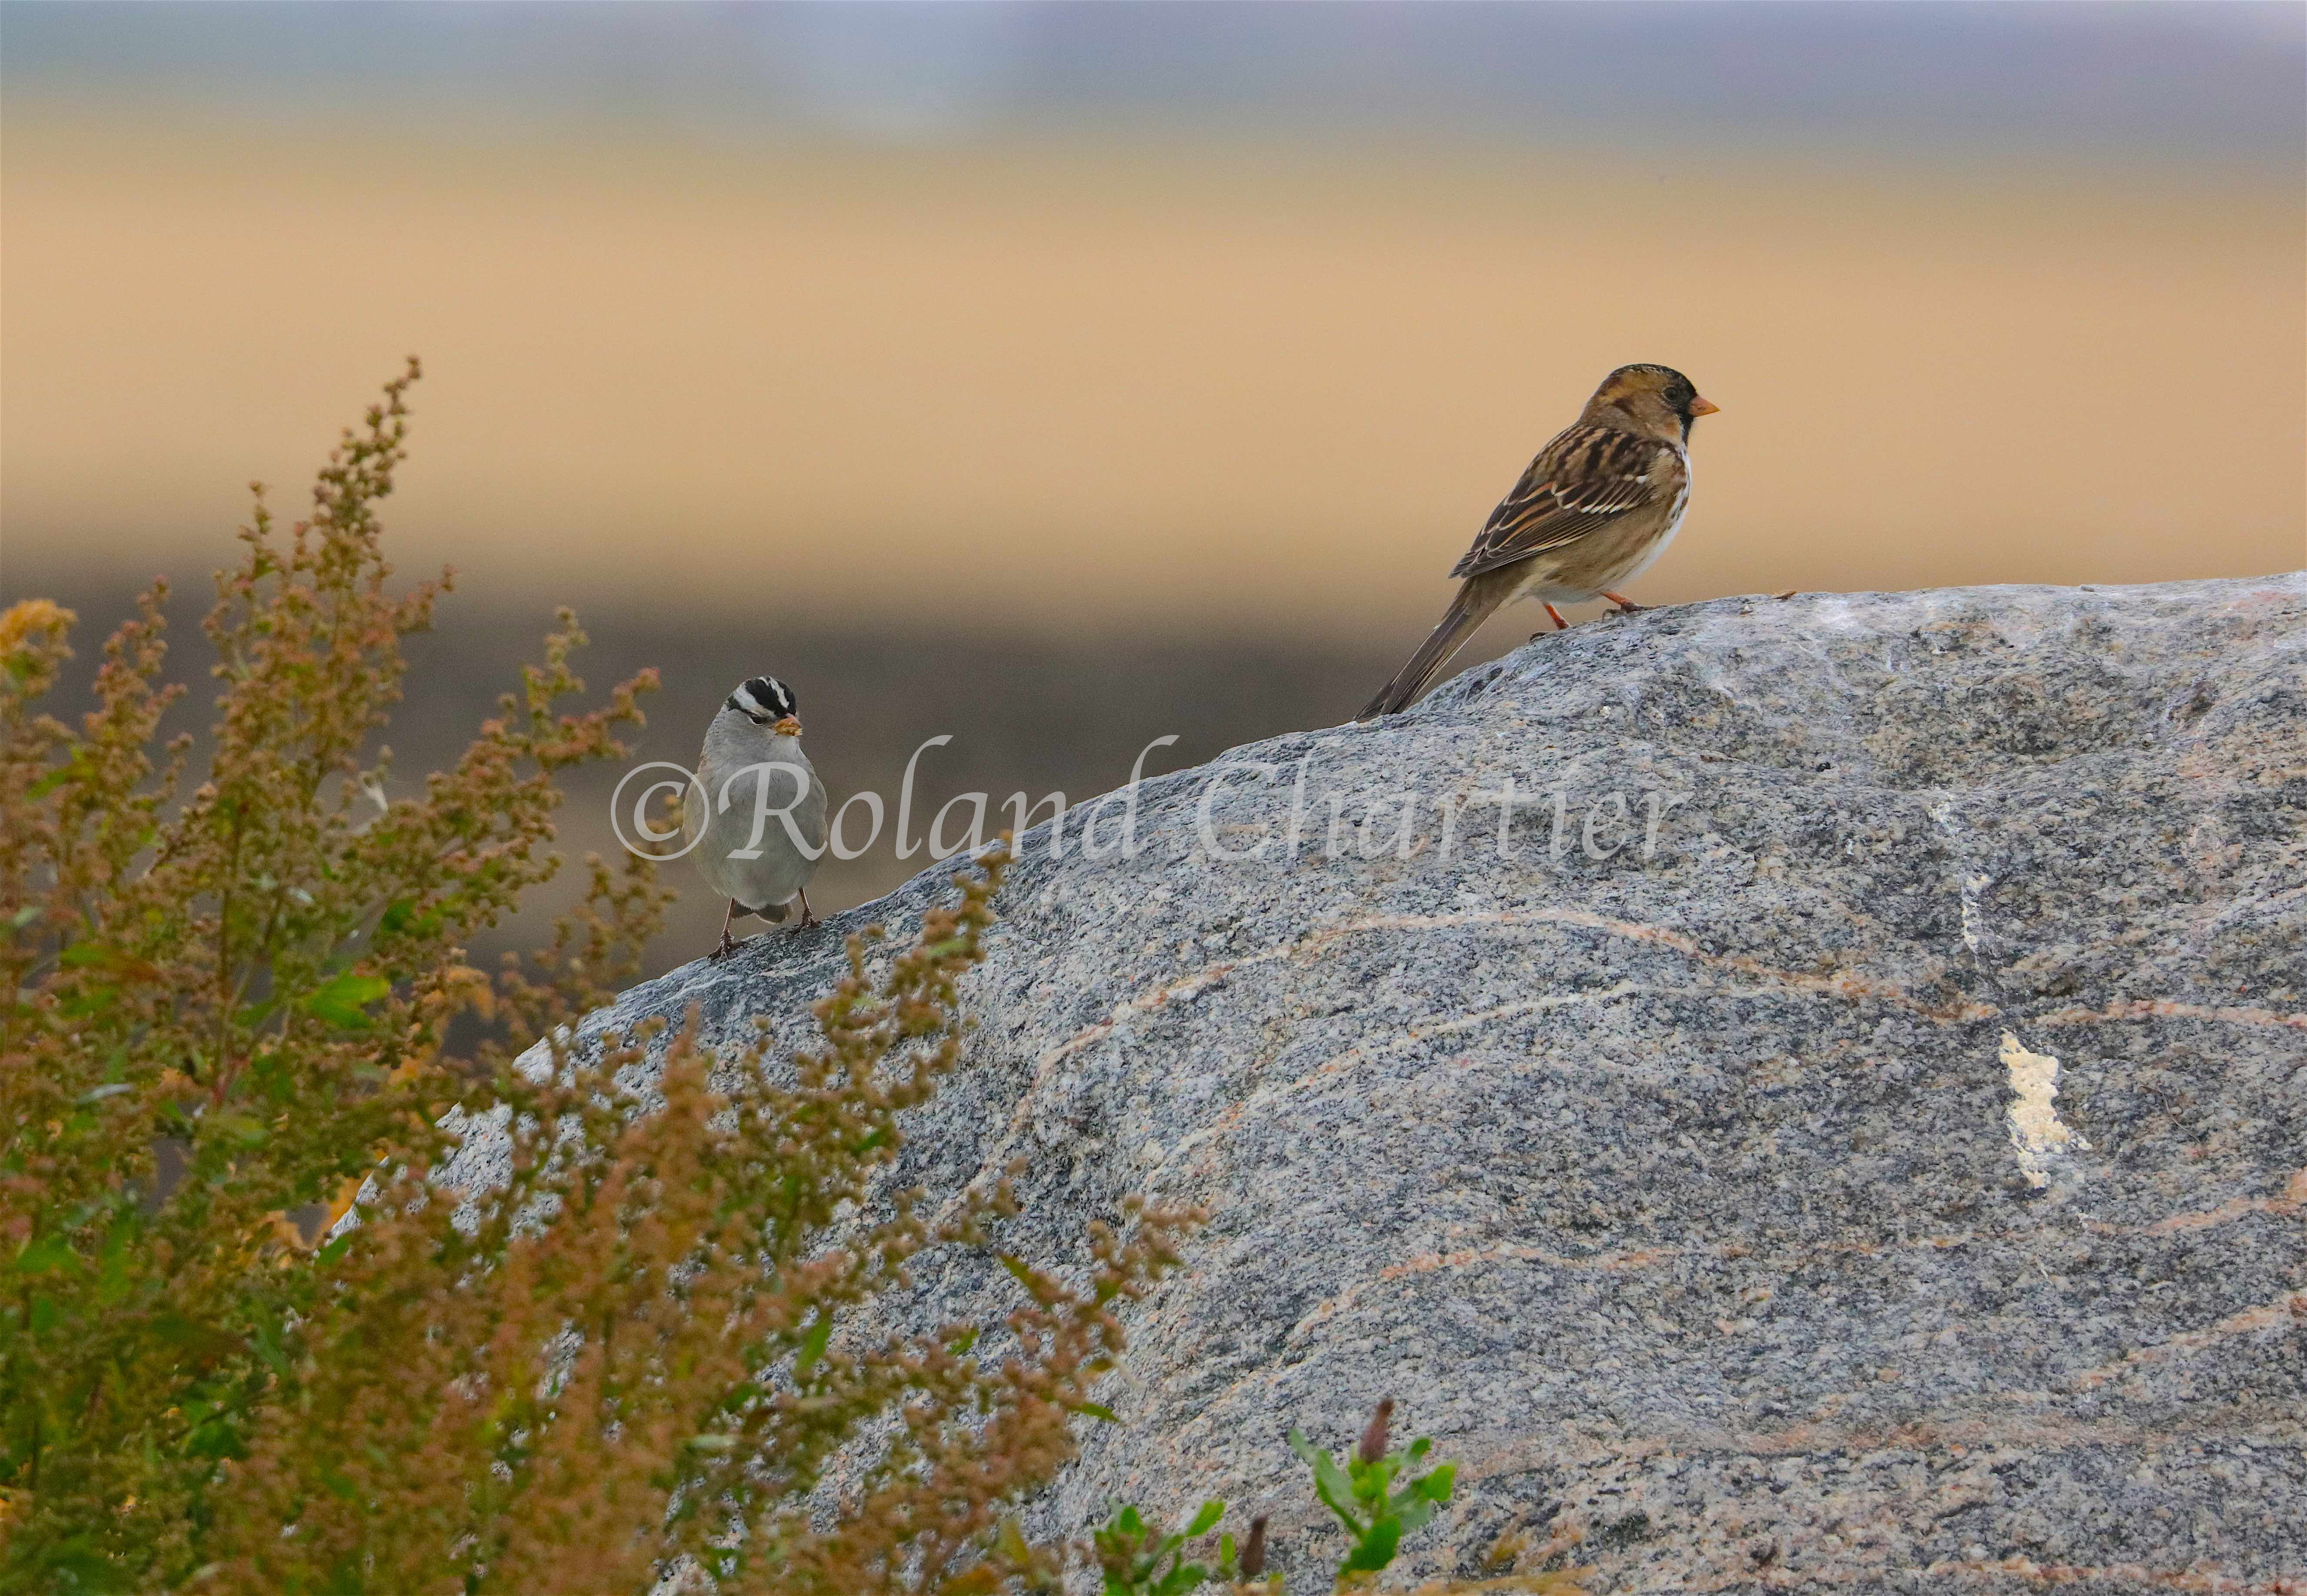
<box><xmin>1360</xmin><ymin>363</ymin><xmax>1718</xmax><ymax>719</ymax></box>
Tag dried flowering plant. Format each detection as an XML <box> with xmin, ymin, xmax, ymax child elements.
<box><xmin>2</xmin><ymin>359</ymin><xmax>673</xmax><ymax>1590</ymax></box>
<box><xmin>1</xmin><ymin>363</ymin><xmax>1191</xmax><ymax>1595</ymax></box>
<box><xmin>200</xmin><ymin>847</ymin><xmax>1194</xmax><ymax>1595</ymax></box>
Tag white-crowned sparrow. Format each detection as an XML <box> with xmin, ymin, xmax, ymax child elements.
<box><xmin>684</xmin><ymin>675</ymin><xmax>829</xmax><ymax>959</ymax></box>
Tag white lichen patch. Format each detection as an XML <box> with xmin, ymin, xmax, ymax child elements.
<box><xmin>2001</xmin><ymin>1032</ymin><xmax>2090</xmax><ymax>1188</ymax></box>
<box><xmin>1959</xmin><ymin>872</ymin><xmax>1992</xmax><ymax>954</ymax></box>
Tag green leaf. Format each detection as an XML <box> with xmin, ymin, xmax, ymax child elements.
<box><xmin>24</xmin><ymin>766</ymin><xmax>80</xmax><ymax>802</ymax></box>
<box><xmin>1342</xmin><ymin>1516</ymin><xmax>1402</xmax><ymax>1574</ymax></box>
<box><xmin>1067</xmin><ymin>1401</ymin><xmax>1119</xmax><ymax>1423</ymax></box>
<box><xmin>9</xmin><ymin>904</ymin><xmax>41</xmax><ymax>929</ymax></box>
<box><xmin>148</xmin><ymin>1311</ymin><xmax>244</xmax><ymax>1363</ymax></box>
<box><xmin>56</xmin><ymin>941</ymin><xmax>160</xmax><ymax>981</ymax></box>
<box><xmin>96</xmin><ymin>1219</ymin><xmax>136</xmax><ymax>1305</ymax></box>
<box><xmin>185</xmin><ymin>1414</ymin><xmax>246</xmax><ymax>1460</ymax></box>
<box><xmin>300</xmin><ymin>970</ymin><xmax>391</xmax><ymax>1030</ymax></box>
<box><xmin>252</xmin><ymin>1318</ymin><xmax>291</xmax><ymax>1377</ymax></box>
<box><xmin>1298</xmin><ymin>1439</ymin><xmax>1360</xmax><ymax>1531</ymax></box>
<box><xmin>58</xmin><ymin>982</ymin><xmax>119</xmax><ymax>1020</ymax></box>
<box><xmin>1184</xmin><ymin>1498</ymin><xmax>1224</xmax><ymax>1537</ymax></box>
<box><xmin>32</xmin><ymin>1539</ymin><xmax>132</xmax><ymax>1593</ymax></box>
<box><xmin>795</xmin><ymin>1313</ymin><xmax>833</xmax><ymax>1376</ymax></box>
<box><xmin>1351</xmin><ymin>1456</ymin><xmax>1388</xmax><ymax>1504</ymax></box>
<box><xmin>208</xmin><ymin>1110</ymin><xmax>270</xmax><ymax>1148</ymax></box>
<box><xmin>995</xmin><ymin>1516</ymin><xmax>1034</xmax><ymax>1569</ymax></box>
<box><xmin>252</xmin><ymin>1048</ymin><xmax>298</xmax><ymax>1104</ymax></box>
<box><xmin>14</xmin><ymin>1234</ymin><xmax>82</xmax><ymax>1276</ymax></box>
<box><xmin>316</xmin><ymin>1234</ymin><xmax>352</xmax><ymax>1266</ymax></box>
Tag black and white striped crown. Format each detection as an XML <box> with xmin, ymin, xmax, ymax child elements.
<box><xmin>727</xmin><ymin>675</ymin><xmax>798</xmax><ymax>725</ymax></box>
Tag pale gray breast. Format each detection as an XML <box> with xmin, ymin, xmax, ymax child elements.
<box><xmin>687</xmin><ymin>721</ymin><xmax>826</xmax><ymax>908</ymax></box>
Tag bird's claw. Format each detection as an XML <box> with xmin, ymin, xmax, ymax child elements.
<box><xmin>708</xmin><ymin>932</ymin><xmax>741</xmax><ymax>963</ymax></box>
<box><xmin>784</xmin><ymin>890</ymin><xmax>821</xmax><ymax>934</ymax></box>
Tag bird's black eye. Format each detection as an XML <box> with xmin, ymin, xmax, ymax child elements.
<box><xmin>1667</xmin><ymin>385</ymin><xmax>1691</xmax><ymax>408</ymax></box>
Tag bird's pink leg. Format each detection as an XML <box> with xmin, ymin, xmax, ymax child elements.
<box><xmin>1602</xmin><ymin>591</ymin><xmax>1649</xmax><ymax>615</ymax></box>
<box><xmin>710</xmin><ymin>899</ymin><xmax>741</xmax><ymax>961</ymax></box>
<box><xmin>786</xmin><ymin>888</ymin><xmax>821</xmax><ymax>934</ymax></box>
<box><xmin>1529</xmin><ymin>602</ymin><xmax>1572</xmax><ymax>640</ymax></box>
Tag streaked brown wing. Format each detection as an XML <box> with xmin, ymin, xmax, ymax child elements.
<box><xmin>1450</xmin><ymin>425</ymin><xmax>1674</xmax><ymax>579</ymax></box>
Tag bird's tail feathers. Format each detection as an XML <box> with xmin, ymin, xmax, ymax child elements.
<box><xmin>1357</xmin><ymin>579</ymin><xmax>1509</xmax><ymax>720</ymax></box>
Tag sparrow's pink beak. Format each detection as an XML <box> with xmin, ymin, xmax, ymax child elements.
<box><xmin>1688</xmin><ymin>396</ymin><xmax>1721</xmax><ymax>416</ymax></box>
<box><xmin>773</xmin><ymin>716</ymin><xmax>802</xmax><ymax>737</ymax></box>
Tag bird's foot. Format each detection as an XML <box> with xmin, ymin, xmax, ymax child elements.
<box><xmin>1602</xmin><ymin>592</ymin><xmax>1649</xmax><ymax>615</ymax></box>
<box><xmin>786</xmin><ymin>890</ymin><xmax>821</xmax><ymax>934</ymax></box>
<box><xmin>708</xmin><ymin>930</ymin><xmax>742</xmax><ymax>962</ymax></box>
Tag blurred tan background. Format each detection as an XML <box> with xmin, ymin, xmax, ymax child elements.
<box><xmin>4</xmin><ymin>2</ymin><xmax>2302</xmax><ymax>969</ymax></box>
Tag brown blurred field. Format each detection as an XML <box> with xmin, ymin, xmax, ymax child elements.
<box><xmin>6</xmin><ymin>115</ymin><xmax>2300</xmax><ymax>627</ymax></box>
<box><xmin>4</xmin><ymin>108</ymin><xmax>2300</xmax><ymax>969</ymax></box>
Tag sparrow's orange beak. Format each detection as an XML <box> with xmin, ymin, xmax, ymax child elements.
<box><xmin>1688</xmin><ymin>396</ymin><xmax>1721</xmax><ymax>416</ymax></box>
<box><xmin>773</xmin><ymin>716</ymin><xmax>802</xmax><ymax>737</ymax></box>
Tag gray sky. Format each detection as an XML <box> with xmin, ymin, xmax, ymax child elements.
<box><xmin>4</xmin><ymin>1</ymin><xmax>2300</xmax><ymax>168</ymax></box>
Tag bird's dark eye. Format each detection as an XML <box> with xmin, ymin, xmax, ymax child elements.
<box><xmin>1667</xmin><ymin>386</ymin><xmax>1691</xmax><ymax>407</ymax></box>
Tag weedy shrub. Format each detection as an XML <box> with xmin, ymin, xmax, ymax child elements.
<box><xmin>1091</xmin><ymin>1500</ymin><xmax>1262</xmax><ymax>1595</ymax></box>
<box><xmin>0</xmin><ymin>364</ymin><xmax>1191</xmax><ymax>1593</ymax></box>
<box><xmin>1</xmin><ymin>360</ymin><xmax>668</xmax><ymax>1589</ymax></box>
<box><xmin>1092</xmin><ymin>1401</ymin><xmax>1585</xmax><ymax>1596</ymax></box>
<box><xmin>200</xmin><ymin>850</ymin><xmax>1193</xmax><ymax>1595</ymax></box>
<box><xmin>1290</xmin><ymin>1398</ymin><xmax>1454</xmax><ymax>1580</ymax></box>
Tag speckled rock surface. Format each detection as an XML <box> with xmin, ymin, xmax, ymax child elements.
<box><xmin>543</xmin><ymin>576</ymin><xmax>2307</xmax><ymax>1593</ymax></box>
